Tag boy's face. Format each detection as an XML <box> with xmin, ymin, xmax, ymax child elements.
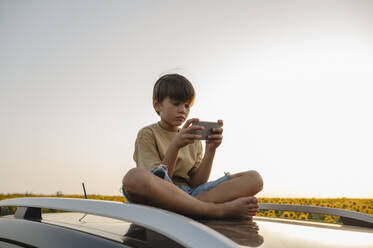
<box><xmin>154</xmin><ymin>97</ymin><xmax>191</xmax><ymax>131</ymax></box>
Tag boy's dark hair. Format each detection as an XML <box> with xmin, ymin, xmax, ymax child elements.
<box><xmin>153</xmin><ymin>74</ymin><xmax>195</xmax><ymax>115</ymax></box>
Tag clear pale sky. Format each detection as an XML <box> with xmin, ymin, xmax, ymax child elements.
<box><xmin>1</xmin><ymin>1</ymin><xmax>372</xmax><ymax>197</ymax></box>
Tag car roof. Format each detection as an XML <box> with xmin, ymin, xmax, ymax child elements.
<box><xmin>23</xmin><ymin>212</ymin><xmax>373</xmax><ymax>248</ymax></box>
<box><xmin>1</xmin><ymin>197</ymin><xmax>373</xmax><ymax>248</ymax></box>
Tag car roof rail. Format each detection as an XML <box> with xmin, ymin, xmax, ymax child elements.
<box><xmin>0</xmin><ymin>197</ymin><xmax>239</xmax><ymax>248</ymax></box>
<box><xmin>259</xmin><ymin>203</ymin><xmax>373</xmax><ymax>228</ymax></box>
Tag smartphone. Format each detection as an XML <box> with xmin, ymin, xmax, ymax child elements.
<box><xmin>192</xmin><ymin>121</ymin><xmax>220</xmax><ymax>140</ymax></box>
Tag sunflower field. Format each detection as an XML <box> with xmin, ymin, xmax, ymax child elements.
<box><xmin>1</xmin><ymin>194</ymin><xmax>372</xmax><ymax>224</ymax></box>
<box><xmin>257</xmin><ymin>198</ymin><xmax>373</xmax><ymax>224</ymax></box>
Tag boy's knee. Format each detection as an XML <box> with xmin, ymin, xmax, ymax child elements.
<box><xmin>122</xmin><ymin>168</ymin><xmax>149</xmax><ymax>197</ymax></box>
<box><xmin>246</xmin><ymin>170</ymin><xmax>264</xmax><ymax>193</ymax></box>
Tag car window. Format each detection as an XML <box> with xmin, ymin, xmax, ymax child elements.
<box><xmin>124</xmin><ymin>224</ymin><xmax>185</xmax><ymax>248</ymax></box>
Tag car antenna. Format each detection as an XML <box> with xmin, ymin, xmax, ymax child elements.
<box><xmin>82</xmin><ymin>182</ymin><xmax>88</xmax><ymax>199</ymax></box>
<box><xmin>79</xmin><ymin>182</ymin><xmax>88</xmax><ymax>222</ymax></box>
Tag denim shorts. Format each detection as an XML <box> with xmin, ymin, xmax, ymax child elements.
<box><xmin>121</xmin><ymin>165</ymin><xmax>230</xmax><ymax>203</ymax></box>
<box><xmin>175</xmin><ymin>172</ymin><xmax>230</xmax><ymax>196</ymax></box>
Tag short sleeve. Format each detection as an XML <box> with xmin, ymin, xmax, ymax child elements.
<box><xmin>133</xmin><ymin>128</ymin><xmax>162</xmax><ymax>171</ymax></box>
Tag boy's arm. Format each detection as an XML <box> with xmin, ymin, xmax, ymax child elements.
<box><xmin>162</xmin><ymin>118</ymin><xmax>203</xmax><ymax>178</ymax></box>
<box><xmin>188</xmin><ymin>147</ymin><xmax>216</xmax><ymax>188</ymax></box>
<box><xmin>188</xmin><ymin>120</ymin><xmax>224</xmax><ymax>187</ymax></box>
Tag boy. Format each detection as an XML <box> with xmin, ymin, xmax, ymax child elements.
<box><xmin>122</xmin><ymin>74</ymin><xmax>263</xmax><ymax>219</ymax></box>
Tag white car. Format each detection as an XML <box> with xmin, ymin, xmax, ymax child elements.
<box><xmin>0</xmin><ymin>197</ymin><xmax>372</xmax><ymax>248</ymax></box>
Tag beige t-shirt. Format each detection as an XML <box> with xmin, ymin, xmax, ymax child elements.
<box><xmin>133</xmin><ymin>122</ymin><xmax>203</xmax><ymax>185</ymax></box>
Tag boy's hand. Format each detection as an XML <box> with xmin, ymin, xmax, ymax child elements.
<box><xmin>206</xmin><ymin>120</ymin><xmax>224</xmax><ymax>150</ymax></box>
<box><xmin>172</xmin><ymin>118</ymin><xmax>204</xmax><ymax>149</ymax></box>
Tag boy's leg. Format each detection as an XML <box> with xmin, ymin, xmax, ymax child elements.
<box><xmin>122</xmin><ymin>168</ymin><xmax>258</xmax><ymax>219</ymax></box>
<box><xmin>195</xmin><ymin>170</ymin><xmax>263</xmax><ymax>204</ymax></box>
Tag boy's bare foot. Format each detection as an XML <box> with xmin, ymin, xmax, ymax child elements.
<box><xmin>214</xmin><ymin>196</ymin><xmax>259</xmax><ymax>219</ymax></box>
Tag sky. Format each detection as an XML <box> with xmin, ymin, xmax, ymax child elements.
<box><xmin>1</xmin><ymin>0</ymin><xmax>372</xmax><ymax>198</ymax></box>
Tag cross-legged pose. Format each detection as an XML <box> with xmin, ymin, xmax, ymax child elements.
<box><xmin>122</xmin><ymin>74</ymin><xmax>263</xmax><ymax>219</ymax></box>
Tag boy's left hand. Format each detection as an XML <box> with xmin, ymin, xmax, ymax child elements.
<box><xmin>206</xmin><ymin>119</ymin><xmax>223</xmax><ymax>150</ymax></box>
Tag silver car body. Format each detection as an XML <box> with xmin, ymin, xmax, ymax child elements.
<box><xmin>1</xmin><ymin>197</ymin><xmax>373</xmax><ymax>248</ymax></box>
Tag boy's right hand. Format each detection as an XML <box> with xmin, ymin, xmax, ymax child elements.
<box><xmin>172</xmin><ymin>118</ymin><xmax>204</xmax><ymax>149</ymax></box>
